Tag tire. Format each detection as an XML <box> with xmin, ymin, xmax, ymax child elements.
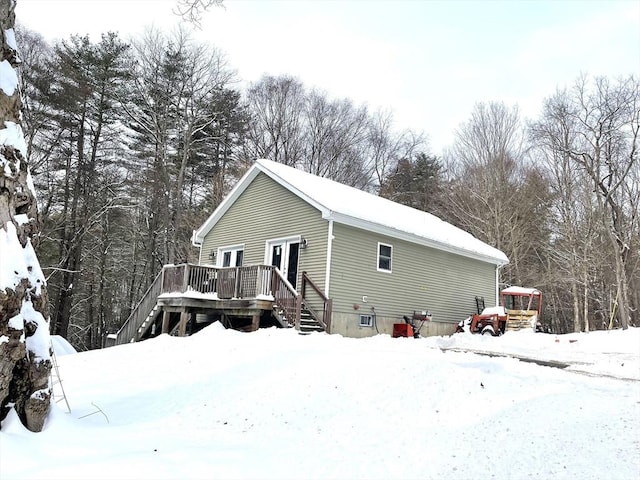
<box><xmin>482</xmin><ymin>326</ymin><xmax>495</xmax><ymax>336</ymax></box>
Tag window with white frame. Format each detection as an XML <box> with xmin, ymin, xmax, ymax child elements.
<box><xmin>377</xmin><ymin>242</ymin><xmax>392</xmax><ymax>272</ymax></box>
<box><xmin>359</xmin><ymin>314</ymin><xmax>374</xmax><ymax>327</ymax></box>
<box><xmin>218</xmin><ymin>245</ymin><xmax>244</xmax><ymax>267</ymax></box>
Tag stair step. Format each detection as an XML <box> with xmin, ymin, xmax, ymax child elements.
<box><xmin>299</xmin><ymin>325</ymin><xmax>325</xmax><ymax>331</ymax></box>
<box><xmin>272</xmin><ymin>302</ymin><xmax>325</xmax><ymax>332</ymax></box>
<box><xmin>300</xmin><ymin>318</ymin><xmax>319</xmax><ymax>324</ymax></box>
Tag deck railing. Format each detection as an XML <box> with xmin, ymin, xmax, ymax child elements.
<box><xmin>114</xmin><ymin>263</ymin><xmax>329</xmax><ymax>344</ymax></box>
<box><xmin>160</xmin><ymin>263</ymin><xmax>277</xmax><ymax>299</ymax></box>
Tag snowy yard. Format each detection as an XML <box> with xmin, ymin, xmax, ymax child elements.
<box><xmin>1</xmin><ymin>325</ymin><xmax>639</xmax><ymax>480</ymax></box>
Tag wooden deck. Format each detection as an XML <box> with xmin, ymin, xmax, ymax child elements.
<box><xmin>110</xmin><ymin>264</ymin><xmax>332</xmax><ymax>345</ymax></box>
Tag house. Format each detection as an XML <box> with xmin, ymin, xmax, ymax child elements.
<box><xmin>111</xmin><ymin>159</ymin><xmax>508</xmax><ymax>345</ymax></box>
<box><xmin>189</xmin><ymin>159</ymin><xmax>509</xmax><ymax>338</ymax></box>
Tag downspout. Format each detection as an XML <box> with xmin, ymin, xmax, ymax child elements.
<box><xmin>191</xmin><ymin>229</ymin><xmax>202</xmax><ymax>264</ymax></box>
<box><xmin>324</xmin><ymin>219</ymin><xmax>334</xmax><ymax>296</ymax></box>
<box><xmin>495</xmin><ymin>262</ymin><xmax>504</xmax><ymax>306</ymax></box>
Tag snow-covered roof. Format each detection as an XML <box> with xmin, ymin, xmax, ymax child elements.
<box><xmin>194</xmin><ymin>159</ymin><xmax>509</xmax><ymax>265</ymax></box>
<box><xmin>502</xmin><ymin>286</ymin><xmax>541</xmax><ymax>296</ymax></box>
<box><xmin>481</xmin><ymin>306</ymin><xmax>507</xmax><ymax>316</ymax></box>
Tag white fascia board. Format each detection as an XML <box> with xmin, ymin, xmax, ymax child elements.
<box><xmin>327</xmin><ymin>211</ymin><xmax>510</xmax><ymax>266</ymax></box>
<box><xmin>193</xmin><ymin>166</ymin><xmax>262</xmax><ymax>244</ymax></box>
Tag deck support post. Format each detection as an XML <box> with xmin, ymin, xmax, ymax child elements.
<box><xmin>161</xmin><ymin>310</ymin><xmax>170</xmax><ymax>334</ymax></box>
<box><xmin>251</xmin><ymin>313</ymin><xmax>260</xmax><ymax>332</ymax></box>
<box><xmin>178</xmin><ymin>311</ymin><xmax>189</xmax><ymax>336</ymax></box>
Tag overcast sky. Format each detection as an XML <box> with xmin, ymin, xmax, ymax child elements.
<box><xmin>16</xmin><ymin>0</ymin><xmax>640</xmax><ymax>154</ymax></box>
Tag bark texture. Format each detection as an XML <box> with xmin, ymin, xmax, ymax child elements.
<box><xmin>0</xmin><ymin>0</ymin><xmax>51</xmax><ymax>432</ymax></box>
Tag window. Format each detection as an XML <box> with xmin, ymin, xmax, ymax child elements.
<box><xmin>359</xmin><ymin>314</ymin><xmax>373</xmax><ymax>327</ymax></box>
<box><xmin>377</xmin><ymin>242</ymin><xmax>392</xmax><ymax>272</ymax></box>
<box><xmin>218</xmin><ymin>245</ymin><xmax>244</xmax><ymax>267</ymax></box>
<box><xmin>222</xmin><ymin>251</ymin><xmax>232</xmax><ymax>267</ymax></box>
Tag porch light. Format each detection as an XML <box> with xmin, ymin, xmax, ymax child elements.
<box><xmin>209</xmin><ymin>250</ymin><xmax>216</xmax><ymax>261</ymax></box>
<box><xmin>300</xmin><ymin>237</ymin><xmax>308</xmax><ymax>249</ymax></box>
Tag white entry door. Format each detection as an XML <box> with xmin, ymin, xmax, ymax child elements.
<box><xmin>266</xmin><ymin>237</ymin><xmax>301</xmax><ymax>289</ymax></box>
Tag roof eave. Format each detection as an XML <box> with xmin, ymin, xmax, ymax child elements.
<box><xmin>328</xmin><ymin>211</ymin><xmax>509</xmax><ymax>266</ymax></box>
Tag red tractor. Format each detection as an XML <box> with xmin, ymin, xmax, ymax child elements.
<box><xmin>456</xmin><ymin>287</ymin><xmax>543</xmax><ymax>336</ymax></box>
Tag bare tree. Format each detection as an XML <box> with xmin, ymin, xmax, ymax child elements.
<box><xmin>444</xmin><ymin>102</ymin><xmax>551</xmax><ymax>289</ymax></box>
<box><xmin>530</xmin><ymin>124</ymin><xmax>602</xmax><ymax>332</ymax></box>
<box><xmin>532</xmin><ymin>75</ymin><xmax>639</xmax><ymax>329</ymax></box>
<box><xmin>244</xmin><ymin>75</ymin><xmax>307</xmax><ymax>167</ymax></box>
<box><xmin>0</xmin><ymin>0</ymin><xmax>51</xmax><ymax>432</ymax></box>
<box><xmin>245</xmin><ymin>76</ymin><xmax>427</xmax><ymax>191</ymax></box>
<box><xmin>367</xmin><ymin>109</ymin><xmax>427</xmax><ymax>194</ymax></box>
<box><xmin>302</xmin><ymin>89</ymin><xmax>371</xmax><ymax>188</ymax></box>
<box><xmin>174</xmin><ymin>0</ymin><xmax>224</xmax><ymax>28</ymax></box>
<box><xmin>14</xmin><ymin>26</ymin><xmax>54</xmax><ymax>177</ymax></box>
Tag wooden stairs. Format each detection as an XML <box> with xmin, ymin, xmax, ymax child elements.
<box><xmin>272</xmin><ymin>303</ymin><xmax>326</xmax><ymax>334</ymax></box>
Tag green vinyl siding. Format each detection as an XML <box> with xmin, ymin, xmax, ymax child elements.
<box><xmin>199</xmin><ymin>172</ymin><xmax>328</xmax><ymax>289</ymax></box>
<box><xmin>329</xmin><ymin>222</ymin><xmax>496</xmax><ymax>330</ymax></box>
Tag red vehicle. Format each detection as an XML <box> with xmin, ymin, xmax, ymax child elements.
<box><xmin>456</xmin><ymin>286</ymin><xmax>543</xmax><ymax>336</ymax></box>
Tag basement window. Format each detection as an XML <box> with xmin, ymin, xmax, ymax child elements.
<box><xmin>377</xmin><ymin>243</ymin><xmax>393</xmax><ymax>272</ymax></box>
<box><xmin>359</xmin><ymin>314</ymin><xmax>374</xmax><ymax>328</ymax></box>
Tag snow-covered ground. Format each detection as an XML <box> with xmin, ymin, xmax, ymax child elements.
<box><xmin>2</xmin><ymin>325</ymin><xmax>639</xmax><ymax>480</ymax></box>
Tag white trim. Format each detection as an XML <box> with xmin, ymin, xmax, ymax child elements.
<box><xmin>264</xmin><ymin>235</ymin><xmax>302</xmax><ymax>246</ymax></box>
<box><xmin>218</xmin><ymin>243</ymin><xmax>245</xmax><ymax>252</ymax></box>
<box><xmin>359</xmin><ymin>314</ymin><xmax>374</xmax><ymax>328</ymax></box>
<box><xmin>265</xmin><ymin>236</ymin><xmax>302</xmax><ymax>287</ymax></box>
<box><xmin>263</xmin><ymin>235</ymin><xmax>302</xmax><ymax>264</ymax></box>
<box><xmin>217</xmin><ymin>244</ymin><xmax>245</xmax><ymax>267</ymax></box>
<box><xmin>324</xmin><ymin>219</ymin><xmax>334</xmax><ymax>296</ymax></box>
<box><xmin>377</xmin><ymin>242</ymin><xmax>393</xmax><ymax>273</ymax></box>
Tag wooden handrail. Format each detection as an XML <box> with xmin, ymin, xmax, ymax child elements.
<box><xmin>271</xmin><ymin>267</ymin><xmax>300</xmax><ymax>326</ymax></box>
<box><xmin>115</xmin><ymin>270</ymin><xmax>164</xmax><ymax>345</ymax></box>
<box><xmin>301</xmin><ymin>271</ymin><xmax>332</xmax><ymax>332</ymax></box>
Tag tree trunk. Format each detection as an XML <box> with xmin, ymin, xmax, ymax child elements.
<box><xmin>582</xmin><ymin>270</ymin><xmax>589</xmax><ymax>332</ymax></box>
<box><xmin>569</xmin><ymin>281</ymin><xmax>581</xmax><ymax>333</ymax></box>
<box><xmin>0</xmin><ymin>0</ymin><xmax>51</xmax><ymax>432</ymax></box>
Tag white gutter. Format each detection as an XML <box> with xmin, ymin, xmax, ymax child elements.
<box><xmin>191</xmin><ymin>229</ymin><xmax>203</xmax><ymax>264</ymax></box>
<box><xmin>191</xmin><ymin>229</ymin><xmax>201</xmax><ymax>247</ymax></box>
<box><xmin>324</xmin><ymin>219</ymin><xmax>334</xmax><ymax>296</ymax></box>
